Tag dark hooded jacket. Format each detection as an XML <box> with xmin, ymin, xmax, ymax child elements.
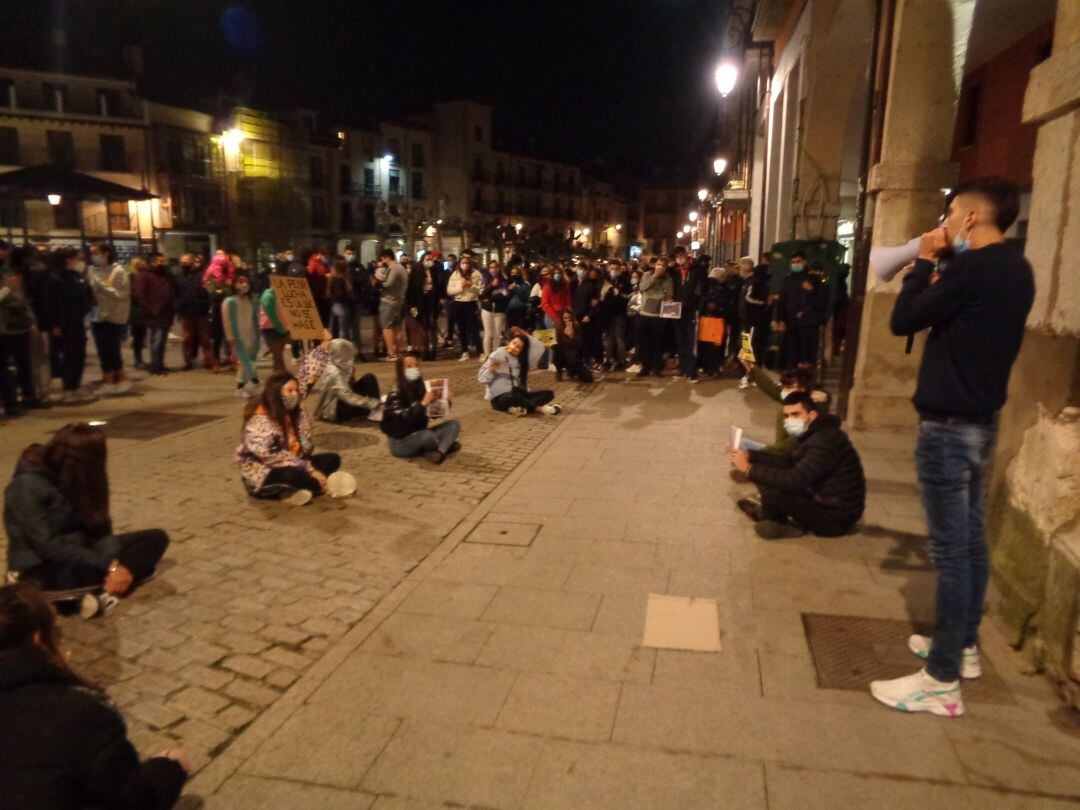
<box><xmin>747</xmin><ymin>414</ymin><xmax>866</xmax><ymax>524</ymax></box>
<box><xmin>0</xmin><ymin>647</ymin><xmax>187</xmax><ymax>809</ymax></box>
<box><xmin>3</xmin><ymin>454</ymin><xmax>120</xmax><ymax>575</ymax></box>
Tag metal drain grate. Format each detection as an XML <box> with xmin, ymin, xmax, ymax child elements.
<box><xmin>801</xmin><ymin>613</ymin><xmax>1016</xmax><ymax>705</ymax></box>
<box><xmin>89</xmin><ymin>411</ymin><xmax>222</xmax><ymax>440</ymax></box>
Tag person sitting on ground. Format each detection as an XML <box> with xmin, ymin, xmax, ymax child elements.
<box><xmin>236</xmin><ymin>331</ymin><xmax>343</xmax><ymax>506</ymax></box>
<box><xmin>380</xmin><ymin>354</ymin><xmax>461</xmax><ymax>464</ymax></box>
<box><xmin>553</xmin><ymin>307</ymin><xmax>594</xmax><ymax>383</ymax></box>
<box><xmin>222</xmin><ymin>269</ymin><xmax>261</xmax><ymax>397</ymax></box>
<box><xmin>478</xmin><ymin>326</ymin><xmax>562</xmax><ymax>417</ymax></box>
<box><xmin>311</xmin><ymin>338</ymin><xmax>382</xmax><ymax>423</ymax></box>
<box><xmin>3</xmin><ymin>423</ymin><xmax>170</xmax><ymax>618</ymax></box>
<box><xmin>739</xmin><ymin>360</ymin><xmax>831</xmax><ymax>454</ymax></box>
<box><xmin>0</xmin><ymin>582</ymin><xmax>190</xmax><ymax>807</ymax></box>
<box><xmin>730</xmin><ymin>391</ymin><xmax>865</xmax><ymax>539</ymax></box>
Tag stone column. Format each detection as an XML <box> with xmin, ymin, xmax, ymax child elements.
<box><xmin>847</xmin><ymin>0</ymin><xmax>963</xmax><ymax>430</ymax></box>
<box><xmin>989</xmin><ymin>0</ymin><xmax>1080</xmax><ymax>706</ymax></box>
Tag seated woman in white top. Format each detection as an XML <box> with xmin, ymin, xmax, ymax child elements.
<box><xmin>477</xmin><ymin>326</ymin><xmax>562</xmax><ymax>417</ymax></box>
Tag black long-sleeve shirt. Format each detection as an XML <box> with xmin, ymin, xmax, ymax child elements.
<box><xmin>890</xmin><ymin>243</ymin><xmax>1034</xmax><ymax>417</ymax></box>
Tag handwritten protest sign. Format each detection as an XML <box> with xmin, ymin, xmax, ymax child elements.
<box><xmin>425</xmin><ymin>378</ymin><xmax>450</xmax><ymax>419</ymax></box>
<box><xmin>738</xmin><ymin>328</ymin><xmax>756</xmax><ymax>364</ymax></box>
<box><xmin>269</xmin><ymin>276</ymin><xmax>325</xmax><ymax>340</ymax></box>
<box><xmin>698</xmin><ymin>316</ymin><xmax>725</xmax><ymax>345</ymax></box>
<box><xmin>534</xmin><ymin>328</ymin><xmax>557</xmax><ymax>347</ymax></box>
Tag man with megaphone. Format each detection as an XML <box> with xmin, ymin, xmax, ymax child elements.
<box><xmin>869</xmin><ymin>177</ymin><xmax>1035</xmax><ymax>718</ymax></box>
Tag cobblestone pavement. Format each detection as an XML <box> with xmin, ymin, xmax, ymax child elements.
<box><xmin>0</xmin><ymin>342</ymin><xmax>593</xmax><ymax>775</ymax></box>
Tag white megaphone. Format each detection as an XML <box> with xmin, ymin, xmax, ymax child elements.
<box><xmin>869</xmin><ymin>236</ymin><xmax>921</xmax><ymax>282</ymax></box>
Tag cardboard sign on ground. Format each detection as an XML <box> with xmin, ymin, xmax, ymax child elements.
<box><xmin>642</xmin><ymin>593</ymin><xmax>722</xmax><ymax>652</ymax></box>
<box><xmin>269</xmin><ymin>275</ymin><xmax>325</xmax><ymax>340</ymax></box>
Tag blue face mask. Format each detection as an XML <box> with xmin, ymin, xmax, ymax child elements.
<box><xmin>790</xmin><ymin>262</ymin><xmax>805</xmax><ymax>273</ymax></box>
<box><xmin>553</xmin><ymin>273</ymin><xmax>563</xmax><ymax>283</ymax></box>
<box><xmin>952</xmin><ymin>222</ymin><xmax>973</xmax><ymax>255</ymax></box>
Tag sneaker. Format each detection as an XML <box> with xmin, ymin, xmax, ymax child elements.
<box><xmin>282</xmin><ymin>489</ymin><xmax>313</xmax><ymax>507</ymax></box>
<box><xmin>689</xmin><ymin>377</ymin><xmax>699</xmax><ymax>384</ymax></box>
<box><xmin>755</xmin><ymin>519</ymin><xmax>806</xmax><ymax>540</ymax></box>
<box><xmin>908</xmin><ymin>635</ymin><xmax>982</xmax><ymax>679</ymax></box>
<box><xmin>736</xmin><ymin>498</ymin><xmax>763</xmax><ymax>521</ymax></box>
<box><xmin>424</xmin><ymin>450</ymin><xmax>446</xmax><ymax>465</ymax></box>
<box><xmin>112</xmin><ymin>379</ymin><xmax>132</xmax><ymax>395</ymax></box>
<box><xmin>60</xmin><ymin>390</ymin><xmax>74</xmax><ymax>404</ymax></box>
<box><xmin>478</xmin><ymin>354</ymin><xmax>487</xmax><ymax>363</ymax></box>
<box><xmin>235</xmin><ymin>386</ymin><xmax>251</xmax><ymax>398</ymax></box>
<box><xmin>870</xmin><ymin>668</ymin><xmax>964</xmax><ymax>717</ymax></box>
<box><xmin>739</xmin><ymin>375</ymin><xmax>751</xmax><ymax>390</ymax></box>
<box><xmin>79</xmin><ymin>592</ymin><xmax>119</xmax><ymax>619</ymax></box>
<box><xmin>98</xmin><ymin>382</ymin><xmax>118</xmax><ymax>397</ymax></box>
<box><xmin>540</xmin><ymin>404</ymin><xmax>562</xmax><ymax>415</ymax></box>
<box><xmin>447</xmin><ymin>441</ymin><xmax>462</xmax><ymax>455</ymax></box>
<box><xmin>507</xmin><ymin>406</ymin><xmax>528</xmax><ymax>417</ymax></box>
<box><xmin>384</xmin><ymin>355</ymin><xmax>399</xmax><ymax>362</ymax></box>
<box><xmin>459</xmin><ymin>352</ymin><xmax>470</xmax><ymax>362</ymax></box>
<box><xmin>627</xmin><ymin>364</ymin><xmax>642</xmax><ymax>374</ymax></box>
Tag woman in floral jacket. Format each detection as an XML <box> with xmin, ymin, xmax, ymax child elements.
<box><xmin>235</xmin><ymin>331</ymin><xmax>339</xmax><ymax>505</ymax></box>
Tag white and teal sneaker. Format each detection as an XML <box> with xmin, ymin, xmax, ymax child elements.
<box><xmin>870</xmin><ymin>668</ymin><xmax>964</xmax><ymax>717</ymax></box>
<box><xmin>908</xmin><ymin>634</ymin><xmax>982</xmax><ymax>679</ymax></box>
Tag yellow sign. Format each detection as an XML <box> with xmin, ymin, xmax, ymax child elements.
<box><xmin>738</xmin><ymin>329</ymin><xmax>756</xmax><ymax>364</ymax></box>
<box><xmin>534</xmin><ymin>328</ymin><xmax>557</xmax><ymax>347</ymax></box>
<box><xmin>269</xmin><ymin>276</ymin><xmax>325</xmax><ymax>340</ymax></box>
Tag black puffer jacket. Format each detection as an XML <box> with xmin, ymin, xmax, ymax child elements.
<box><xmin>4</xmin><ymin>455</ymin><xmax>121</xmax><ymax>575</ymax></box>
<box><xmin>174</xmin><ymin>266</ymin><xmax>211</xmax><ymax>318</ymax></box>
<box><xmin>379</xmin><ymin>379</ymin><xmax>428</xmax><ymax>440</ymax></box>
<box><xmin>0</xmin><ymin>648</ymin><xmax>186</xmax><ymax>809</ymax></box>
<box><xmin>747</xmin><ymin>414</ymin><xmax>866</xmax><ymax>523</ymax></box>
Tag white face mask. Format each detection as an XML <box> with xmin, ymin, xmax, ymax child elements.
<box><xmin>281</xmin><ymin>392</ymin><xmax>299</xmax><ymax>410</ymax></box>
<box><xmin>235</xmin><ymin>283</ymin><xmax>250</xmax><ymax>294</ymax></box>
<box><xmin>783</xmin><ymin>416</ymin><xmax>808</xmax><ymax>437</ymax></box>
<box><xmin>404</xmin><ymin>367</ymin><xmax>422</xmax><ymax>381</ymax></box>
<box><xmin>91</xmin><ymin>255</ymin><xmax>107</xmax><ymax>267</ymax></box>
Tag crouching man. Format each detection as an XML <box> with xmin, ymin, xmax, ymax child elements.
<box><xmin>730</xmin><ymin>391</ymin><xmax>865</xmax><ymax>539</ymax></box>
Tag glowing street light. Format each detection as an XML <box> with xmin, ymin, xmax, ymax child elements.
<box><xmin>615</xmin><ymin>223</ymin><xmax>622</xmax><ymax>231</ymax></box>
<box><xmin>583</xmin><ymin>227</ymin><xmax>591</xmax><ymax>236</ymax></box>
<box><xmin>383</xmin><ymin>152</ymin><xmax>394</xmax><ymax>162</ymax></box>
<box><xmin>691</xmin><ymin>240</ymin><xmax>701</xmax><ymax>250</ymax></box>
<box><xmin>688</xmin><ymin>211</ymin><xmax>699</xmax><ymax>222</ymax></box>
<box><xmin>697</xmin><ymin>188</ymin><xmax>708</xmax><ymax>202</ymax></box>
<box><xmin>47</xmin><ymin>193</ymin><xmax>62</xmax><ymax>205</ymax></box>
<box><xmin>436</xmin><ymin>219</ymin><xmax>443</xmax><ymax>225</ymax></box>
<box><xmin>715</xmin><ymin>60</ymin><xmax>739</xmax><ymax>97</ymax></box>
<box><xmin>221</xmin><ymin>128</ymin><xmax>245</xmax><ymax>153</ymax></box>
<box><xmin>713</xmin><ymin>157</ymin><xmax>728</xmax><ymax>176</ymax></box>
<box><xmin>514</xmin><ymin>222</ymin><xmax>523</xmax><ymax>232</ymax></box>
<box><xmin>682</xmin><ymin>225</ymin><xmax>691</xmax><ymax>234</ymax></box>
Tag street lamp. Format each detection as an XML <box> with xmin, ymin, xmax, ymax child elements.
<box><xmin>714</xmin><ymin>60</ymin><xmax>739</xmax><ymax>97</ymax></box>
<box><xmin>713</xmin><ymin>157</ymin><xmax>728</xmax><ymax>176</ymax></box>
<box><xmin>383</xmin><ymin>152</ymin><xmax>394</xmax><ymax>163</ymax></box>
<box><xmin>514</xmin><ymin>222</ymin><xmax>523</xmax><ymax>232</ymax></box>
<box><xmin>583</xmin><ymin>227</ymin><xmax>591</xmax><ymax>237</ymax></box>
<box><xmin>222</xmin><ymin>128</ymin><xmax>245</xmax><ymax>153</ymax></box>
<box><xmin>688</xmin><ymin>211</ymin><xmax>698</xmax><ymax>222</ymax></box>
<box><xmin>697</xmin><ymin>188</ymin><xmax>708</xmax><ymax>202</ymax></box>
<box><xmin>47</xmin><ymin>194</ymin><xmax>61</xmax><ymax>205</ymax></box>
<box><xmin>682</xmin><ymin>225</ymin><xmax>691</xmax><ymax>234</ymax></box>
<box><xmin>615</xmin><ymin>223</ymin><xmax>622</xmax><ymax>231</ymax></box>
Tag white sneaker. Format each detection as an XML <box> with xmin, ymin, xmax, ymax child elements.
<box><xmin>540</xmin><ymin>404</ymin><xmax>562</xmax><ymax>415</ymax></box>
<box><xmin>60</xmin><ymin>390</ymin><xmax>74</xmax><ymax>404</ymax></box>
<box><xmin>626</xmin><ymin>364</ymin><xmax>642</xmax><ymax>374</ymax></box>
<box><xmin>908</xmin><ymin>634</ymin><xmax>982</xmax><ymax>679</ymax></box>
<box><xmin>478</xmin><ymin>353</ymin><xmax>487</xmax><ymax>363</ymax></box>
<box><xmin>98</xmin><ymin>382</ymin><xmax>118</xmax><ymax>397</ymax></box>
<box><xmin>80</xmin><ymin>592</ymin><xmax>119</xmax><ymax>619</ymax></box>
<box><xmin>112</xmin><ymin>379</ymin><xmax>132</xmax><ymax>395</ymax></box>
<box><xmin>282</xmin><ymin>489</ymin><xmax>313</xmax><ymax>506</ymax></box>
<box><xmin>870</xmin><ymin>668</ymin><xmax>964</xmax><ymax>717</ymax></box>
<box><xmin>507</xmin><ymin>406</ymin><xmax>528</xmax><ymax>417</ymax></box>
<box><xmin>739</xmin><ymin>375</ymin><xmax>750</xmax><ymax>390</ymax></box>
<box><xmin>234</xmin><ymin>386</ymin><xmax>251</xmax><ymax>398</ymax></box>
<box><xmin>459</xmin><ymin>352</ymin><xmax>470</xmax><ymax>362</ymax></box>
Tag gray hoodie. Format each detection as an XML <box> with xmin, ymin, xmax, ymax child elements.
<box><xmin>89</xmin><ymin>261</ymin><xmax>131</xmax><ymax>325</ymax></box>
<box><xmin>310</xmin><ymin>339</ymin><xmax>380</xmax><ymax>421</ymax></box>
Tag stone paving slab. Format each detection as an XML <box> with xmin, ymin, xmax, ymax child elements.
<box><xmin>192</xmin><ymin>375</ymin><xmax>1080</xmax><ymax>808</ymax></box>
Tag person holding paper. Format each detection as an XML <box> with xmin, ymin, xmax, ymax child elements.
<box><xmin>380</xmin><ymin>355</ymin><xmax>460</xmax><ymax>464</ymax></box>
<box><xmin>554</xmin><ymin>308</ymin><xmax>594</xmax><ymax>383</ymax></box>
<box><xmin>635</xmin><ymin>257</ymin><xmax>674</xmax><ymax>378</ymax></box>
<box><xmin>730</xmin><ymin>391</ymin><xmax>865</xmax><ymax>540</ymax></box>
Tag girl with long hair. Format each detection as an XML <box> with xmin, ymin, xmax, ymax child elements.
<box><xmin>0</xmin><ymin>582</ymin><xmax>190</xmax><ymax>806</ymax></box>
<box><xmin>3</xmin><ymin>423</ymin><xmax>170</xmax><ymax>617</ymax></box>
<box><xmin>222</xmin><ymin>268</ymin><xmax>261</xmax><ymax>396</ymax></box>
<box><xmin>553</xmin><ymin>307</ymin><xmax>594</xmax><ymax>383</ymax></box>
<box><xmin>328</xmin><ymin>257</ymin><xmax>355</xmax><ymax>343</ymax></box>
<box><xmin>478</xmin><ymin>326</ymin><xmax>562</xmax><ymax>417</ymax></box>
<box><xmin>236</xmin><ymin>332</ymin><xmax>342</xmax><ymax>505</ymax></box>
<box><xmin>380</xmin><ymin>354</ymin><xmax>461</xmax><ymax>464</ymax></box>
<box><xmin>478</xmin><ymin>258</ymin><xmax>509</xmax><ymax>361</ymax></box>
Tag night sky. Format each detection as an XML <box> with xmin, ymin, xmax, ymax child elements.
<box><xmin>13</xmin><ymin>0</ymin><xmax>734</xmax><ymax>180</ymax></box>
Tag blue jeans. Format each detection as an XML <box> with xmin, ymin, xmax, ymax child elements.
<box><xmin>388</xmin><ymin>420</ymin><xmax>460</xmax><ymax>458</ymax></box>
<box><xmin>915</xmin><ymin>418</ymin><xmax>997</xmax><ymax>682</ymax></box>
<box><xmin>147</xmin><ymin>326</ymin><xmax>169</xmax><ymax>373</ymax></box>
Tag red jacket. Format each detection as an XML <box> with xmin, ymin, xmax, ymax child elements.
<box><xmin>541</xmin><ymin>282</ymin><xmax>572</xmax><ymax>323</ymax></box>
<box><xmin>307</xmin><ymin>256</ymin><xmax>330</xmax><ymax>301</ymax></box>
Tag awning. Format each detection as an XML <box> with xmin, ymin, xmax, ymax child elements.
<box><xmin>0</xmin><ymin>164</ymin><xmax>157</xmax><ymax>202</ymax></box>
